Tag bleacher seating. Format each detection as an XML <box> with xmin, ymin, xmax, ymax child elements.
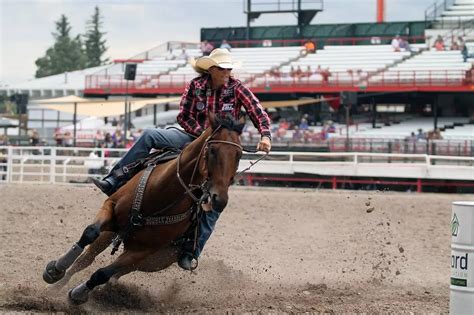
<box><xmin>440</xmin><ymin>0</ymin><xmax>474</xmax><ymax>22</ymax></box>
<box><xmin>157</xmin><ymin>46</ymin><xmax>304</xmax><ymax>86</ymax></box>
<box><xmin>442</xmin><ymin>123</ymin><xmax>474</xmax><ymax>139</ymax></box>
<box><xmin>256</xmin><ymin>44</ymin><xmax>425</xmax><ymax>86</ymax></box>
<box><xmin>347</xmin><ymin>117</ymin><xmax>471</xmax><ymax>139</ymax></box>
<box><xmin>369</xmin><ymin>49</ymin><xmax>472</xmax><ymax>85</ymax></box>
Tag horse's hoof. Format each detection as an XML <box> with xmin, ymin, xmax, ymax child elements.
<box><xmin>68</xmin><ymin>284</ymin><xmax>89</xmax><ymax>305</ymax></box>
<box><xmin>43</xmin><ymin>260</ymin><xmax>65</xmax><ymax>284</ymax></box>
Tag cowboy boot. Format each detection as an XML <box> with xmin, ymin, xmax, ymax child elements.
<box><xmin>90</xmin><ymin>177</ymin><xmax>116</xmax><ymax>196</ymax></box>
<box><xmin>178</xmin><ymin>208</ymin><xmax>221</xmax><ymax>270</ymax></box>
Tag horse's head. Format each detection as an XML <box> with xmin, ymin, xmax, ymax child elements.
<box><xmin>200</xmin><ymin>113</ymin><xmax>245</xmax><ymax>212</ymax></box>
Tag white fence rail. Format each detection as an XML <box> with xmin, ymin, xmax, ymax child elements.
<box><xmin>0</xmin><ymin>146</ymin><xmax>473</xmax><ymax>185</ymax></box>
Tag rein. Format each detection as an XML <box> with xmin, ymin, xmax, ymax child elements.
<box><xmin>111</xmin><ymin>126</ymin><xmax>268</xmax><ymax>255</ymax></box>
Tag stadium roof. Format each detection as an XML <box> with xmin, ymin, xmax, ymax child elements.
<box><xmin>0</xmin><ymin>65</ymin><xmax>109</xmax><ymax>96</ymax></box>
<box><xmin>31</xmin><ymin>95</ymin><xmax>181</xmax><ymax>117</ymax></box>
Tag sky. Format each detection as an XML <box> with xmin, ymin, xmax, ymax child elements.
<box><xmin>0</xmin><ymin>0</ymin><xmax>435</xmax><ymax>84</ymax></box>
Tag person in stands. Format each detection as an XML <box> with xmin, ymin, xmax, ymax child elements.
<box><xmin>91</xmin><ymin>48</ymin><xmax>272</xmax><ymax>271</ymax></box>
<box><xmin>200</xmin><ymin>40</ymin><xmax>214</xmax><ymax>56</ymax></box>
<box><xmin>220</xmin><ymin>39</ymin><xmax>232</xmax><ymax>51</ymax></box>
<box><xmin>391</xmin><ymin>34</ymin><xmax>401</xmax><ymax>52</ymax></box>
<box><xmin>434</xmin><ymin>35</ymin><xmax>445</xmax><ymax>51</ymax></box>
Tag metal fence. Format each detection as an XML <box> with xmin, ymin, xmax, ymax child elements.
<box><xmin>1</xmin><ymin>146</ymin><xmax>473</xmax><ymax>186</ymax></box>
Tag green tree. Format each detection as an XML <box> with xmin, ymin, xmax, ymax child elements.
<box><xmin>35</xmin><ymin>15</ymin><xmax>86</xmax><ymax>78</ymax></box>
<box><xmin>84</xmin><ymin>6</ymin><xmax>109</xmax><ymax>68</ymax></box>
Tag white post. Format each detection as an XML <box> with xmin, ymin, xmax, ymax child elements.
<box><xmin>50</xmin><ymin>147</ymin><xmax>56</xmax><ymax>184</ymax></box>
<box><xmin>450</xmin><ymin>201</ymin><xmax>474</xmax><ymax>314</ymax></box>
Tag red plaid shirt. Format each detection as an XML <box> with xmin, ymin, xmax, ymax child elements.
<box><xmin>177</xmin><ymin>74</ymin><xmax>271</xmax><ymax>139</ymax></box>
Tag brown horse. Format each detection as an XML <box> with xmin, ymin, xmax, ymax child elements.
<box><xmin>42</xmin><ymin>113</ymin><xmax>244</xmax><ymax>305</ymax></box>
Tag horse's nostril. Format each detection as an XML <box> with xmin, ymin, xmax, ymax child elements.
<box><xmin>211</xmin><ymin>194</ymin><xmax>227</xmax><ymax>212</ymax></box>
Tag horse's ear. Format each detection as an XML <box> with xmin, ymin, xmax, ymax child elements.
<box><xmin>209</xmin><ymin>112</ymin><xmax>218</xmax><ymax>130</ymax></box>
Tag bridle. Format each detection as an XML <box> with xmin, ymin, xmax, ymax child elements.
<box><xmin>176</xmin><ymin>125</ymin><xmax>243</xmax><ymax>203</ymax></box>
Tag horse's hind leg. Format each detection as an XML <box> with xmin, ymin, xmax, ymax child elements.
<box><xmin>49</xmin><ymin>231</ymin><xmax>116</xmax><ymax>289</ymax></box>
<box><xmin>68</xmin><ymin>249</ymin><xmax>151</xmax><ymax>305</ymax></box>
<box><xmin>43</xmin><ymin>199</ymin><xmax>115</xmax><ymax>284</ymax></box>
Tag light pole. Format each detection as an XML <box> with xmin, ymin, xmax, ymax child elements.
<box><xmin>123</xmin><ymin>64</ymin><xmax>137</xmax><ymax>143</ymax></box>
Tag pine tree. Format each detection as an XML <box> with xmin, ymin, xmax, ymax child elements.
<box><xmin>84</xmin><ymin>6</ymin><xmax>109</xmax><ymax>68</ymax></box>
<box><xmin>35</xmin><ymin>15</ymin><xmax>86</xmax><ymax>78</ymax></box>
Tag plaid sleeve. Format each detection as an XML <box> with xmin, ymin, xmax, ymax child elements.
<box><xmin>177</xmin><ymin>80</ymin><xmax>202</xmax><ymax>136</ymax></box>
<box><xmin>236</xmin><ymin>84</ymin><xmax>272</xmax><ymax>140</ymax></box>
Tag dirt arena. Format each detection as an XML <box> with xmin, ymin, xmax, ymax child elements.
<box><xmin>1</xmin><ymin>184</ymin><xmax>472</xmax><ymax>313</ymax></box>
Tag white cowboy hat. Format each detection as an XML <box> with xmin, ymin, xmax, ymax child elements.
<box><xmin>190</xmin><ymin>48</ymin><xmax>240</xmax><ymax>73</ymax></box>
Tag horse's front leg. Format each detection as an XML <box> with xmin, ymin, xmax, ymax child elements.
<box><xmin>68</xmin><ymin>248</ymin><xmax>152</xmax><ymax>305</ymax></box>
<box><xmin>48</xmin><ymin>231</ymin><xmax>116</xmax><ymax>290</ymax></box>
<box><xmin>43</xmin><ymin>199</ymin><xmax>115</xmax><ymax>284</ymax></box>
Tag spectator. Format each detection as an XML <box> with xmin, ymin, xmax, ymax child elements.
<box><xmin>63</xmin><ymin>131</ymin><xmax>73</xmax><ymax>147</ymax></box>
<box><xmin>461</xmin><ymin>44</ymin><xmax>473</xmax><ymax>62</ymax></box>
<box><xmin>316</xmin><ymin>65</ymin><xmax>331</xmax><ymax>85</ymax></box>
<box><xmin>200</xmin><ymin>40</ymin><xmax>214</xmax><ymax>56</ymax></box>
<box><xmin>458</xmin><ymin>36</ymin><xmax>465</xmax><ymax>51</ymax></box>
<box><xmin>451</xmin><ymin>40</ymin><xmax>460</xmax><ymax>51</ymax></box>
<box><xmin>178</xmin><ymin>49</ymin><xmax>189</xmax><ymax>60</ymax></box>
<box><xmin>292</xmin><ymin>126</ymin><xmax>303</xmax><ymax>142</ymax></box>
<box><xmin>399</xmin><ymin>38</ymin><xmax>412</xmax><ymax>52</ymax></box>
<box><xmin>304</xmin><ymin>65</ymin><xmax>312</xmax><ymax>78</ymax></box>
<box><xmin>276</xmin><ymin>118</ymin><xmax>290</xmax><ymax>141</ymax></box>
<box><xmin>54</xmin><ymin>128</ymin><xmax>63</xmax><ymax>146</ymax></box>
<box><xmin>391</xmin><ymin>35</ymin><xmax>401</xmax><ymax>52</ymax></box>
<box><xmin>298</xmin><ymin>118</ymin><xmax>309</xmax><ymax>130</ymax></box>
<box><xmin>0</xmin><ymin>134</ymin><xmax>8</xmax><ymax>145</ymax></box>
<box><xmin>295</xmin><ymin>66</ymin><xmax>303</xmax><ymax>79</ymax></box>
<box><xmin>104</xmin><ymin>133</ymin><xmax>114</xmax><ymax>148</ymax></box>
<box><xmin>30</xmin><ymin>129</ymin><xmax>40</xmax><ymax>146</ymax></box>
<box><xmin>220</xmin><ymin>39</ymin><xmax>232</xmax><ymax>51</ymax></box>
<box><xmin>416</xmin><ymin>128</ymin><xmax>426</xmax><ymax>141</ymax></box>
<box><xmin>304</xmin><ymin>40</ymin><xmax>316</xmax><ymax>53</ymax></box>
<box><xmin>94</xmin><ymin>130</ymin><xmax>104</xmax><ymax>148</ymax></box>
<box><xmin>289</xmin><ymin>66</ymin><xmax>297</xmax><ymax>78</ymax></box>
<box><xmin>434</xmin><ymin>35</ymin><xmax>444</xmax><ymax>51</ymax></box>
<box><xmin>269</xmin><ymin>66</ymin><xmax>281</xmax><ymax>78</ymax></box>
<box><xmin>406</xmin><ymin>131</ymin><xmax>417</xmax><ymax>143</ymax></box>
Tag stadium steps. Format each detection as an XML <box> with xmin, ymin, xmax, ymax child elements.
<box><xmin>363</xmin><ymin>45</ymin><xmax>429</xmax><ymax>86</ymax></box>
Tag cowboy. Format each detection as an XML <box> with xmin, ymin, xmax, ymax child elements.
<box><xmin>91</xmin><ymin>48</ymin><xmax>272</xmax><ymax>270</ymax></box>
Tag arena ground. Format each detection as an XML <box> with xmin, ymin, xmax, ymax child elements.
<box><xmin>1</xmin><ymin>184</ymin><xmax>473</xmax><ymax>313</ymax></box>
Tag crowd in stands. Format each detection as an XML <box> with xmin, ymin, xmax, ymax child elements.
<box><xmin>391</xmin><ymin>35</ymin><xmax>412</xmax><ymax>52</ymax></box>
<box><xmin>405</xmin><ymin>128</ymin><xmax>443</xmax><ymax>143</ymax></box>
<box><xmin>266</xmin><ymin>65</ymin><xmax>332</xmax><ymax>83</ymax></box>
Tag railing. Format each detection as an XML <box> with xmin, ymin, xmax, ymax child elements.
<box><xmin>261</xmin><ymin>138</ymin><xmax>474</xmax><ymax>157</ymax></box>
<box><xmin>224</xmin><ymin>35</ymin><xmax>426</xmax><ymax>48</ymax></box>
<box><xmin>425</xmin><ymin>0</ymin><xmax>454</xmax><ymax>21</ymax></box>
<box><xmin>1</xmin><ymin>146</ymin><xmax>473</xmax><ymax>186</ymax></box>
<box><xmin>85</xmin><ymin>69</ymin><xmax>473</xmax><ymax>95</ymax></box>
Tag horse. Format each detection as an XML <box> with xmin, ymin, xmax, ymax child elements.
<box><xmin>42</xmin><ymin>113</ymin><xmax>245</xmax><ymax>305</ymax></box>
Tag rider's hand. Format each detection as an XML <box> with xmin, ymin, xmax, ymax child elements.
<box><xmin>257</xmin><ymin>136</ymin><xmax>271</xmax><ymax>153</ymax></box>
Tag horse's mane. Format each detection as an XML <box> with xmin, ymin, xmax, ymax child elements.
<box><xmin>215</xmin><ymin>114</ymin><xmax>245</xmax><ymax>134</ymax></box>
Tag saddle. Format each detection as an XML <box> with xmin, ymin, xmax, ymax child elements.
<box><xmin>111</xmin><ymin>147</ymin><xmax>181</xmax><ymax>183</ymax></box>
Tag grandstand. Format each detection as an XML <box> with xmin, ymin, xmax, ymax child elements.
<box><xmin>0</xmin><ymin>0</ymin><xmax>474</xmax><ymax>149</ymax></box>
<box><xmin>0</xmin><ymin>0</ymin><xmax>473</xmax><ymax>192</ymax></box>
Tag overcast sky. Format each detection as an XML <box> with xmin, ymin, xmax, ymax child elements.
<box><xmin>1</xmin><ymin>0</ymin><xmax>434</xmax><ymax>84</ymax></box>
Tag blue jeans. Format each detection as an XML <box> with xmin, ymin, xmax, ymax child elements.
<box><xmin>195</xmin><ymin>209</ymin><xmax>221</xmax><ymax>257</ymax></box>
<box><xmin>104</xmin><ymin>127</ymin><xmax>194</xmax><ymax>185</ymax></box>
